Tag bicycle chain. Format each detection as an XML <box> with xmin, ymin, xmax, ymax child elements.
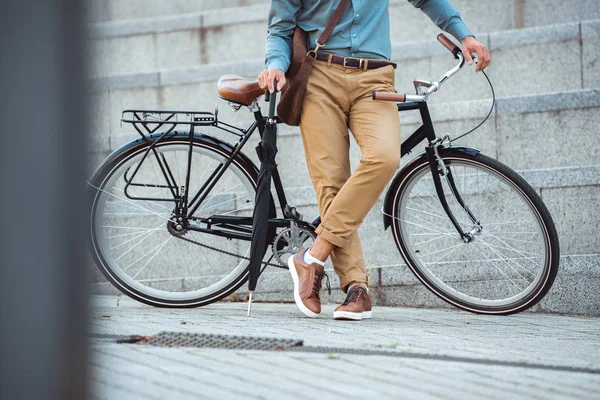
<box><xmin>171</xmin><ymin>226</ymin><xmax>287</xmax><ymax>269</ymax></box>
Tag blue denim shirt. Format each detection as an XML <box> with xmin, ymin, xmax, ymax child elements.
<box><xmin>266</xmin><ymin>0</ymin><xmax>474</xmax><ymax>72</ymax></box>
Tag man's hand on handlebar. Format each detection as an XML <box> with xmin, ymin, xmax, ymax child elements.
<box><xmin>258</xmin><ymin>69</ymin><xmax>286</xmax><ymax>93</ymax></box>
<box><xmin>460</xmin><ymin>36</ymin><xmax>491</xmax><ymax>72</ymax></box>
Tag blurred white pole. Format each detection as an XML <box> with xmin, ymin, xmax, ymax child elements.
<box><xmin>0</xmin><ymin>1</ymin><xmax>88</xmax><ymax>399</ymax></box>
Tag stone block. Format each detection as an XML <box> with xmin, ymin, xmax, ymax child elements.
<box><xmin>448</xmin><ymin>0</ymin><xmax>514</xmax><ymax>34</ymax></box>
<box><xmin>89</xmin><ymin>90</ymin><xmax>111</xmax><ymax>142</ymax></box>
<box><xmin>496</xmin><ymin>89</ymin><xmax>600</xmax><ymax>115</ymax></box>
<box><xmin>519</xmin><ymin>165</ymin><xmax>600</xmax><ymax>190</ymax></box>
<box><xmin>248</xmin><ymin>254</ymin><xmax>600</xmax><ymax>315</ymax></box>
<box><xmin>204</xmin><ymin>22</ymin><xmax>267</xmax><ymax>65</ymax></box>
<box><xmin>524</xmin><ymin>0</ymin><xmax>600</xmax><ymax>27</ymax></box>
<box><xmin>372</xmin><ymin>283</ymin><xmax>450</xmax><ymax>309</ymax></box>
<box><xmin>88</xmin><ymin>13</ymin><xmax>202</xmax><ymax>39</ymax></box>
<box><xmin>388</xmin><ymin>0</ymin><xmax>512</xmax><ymax>43</ymax></box>
<box><xmin>486</xmin><ymin>39</ymin><xmax>581</xmax><ymax>98</ymax></box>
<box><xmin>159</xmin><ymin>81</ymin><xmax>220</xmax><ymax>110</ymax></box>
<box><xmin>491</xmin><ymin>21</ymin><xmax>579</xmax><ymax>48</ymax></box>
<box><xmin>540</xmin><ymin>185</ymin><xmax>600</xmax><ymax>255</ymax></box>
<box><xmin>91</xmin><ymin>73</ymin><xmax>160</xmax><ymax>92</ymax></box>
<box><xmin>202</xmin><ymin>4</ymin><xmax>268</xmax><ymax>28</ymax></box>
<box><xmin>156</xmin><ymin>30</ymin><xmax>203</xmax><ymax>70</ymax></box>
<box><xmin>496</xmin><ymin>107</ymin><xmax>600</xmax><ymax>170</ymax></box>
<box><xmin>534</xmin><ymin>255</ymin><xmax>600</xmax><ymax>315</ymax></box>
<box><xmin>89</xmin><ymin>35</ymin><xmax>157</xmax><ymax>78</ymax></box>
<box><xmin>106</xmin><ymin>0</ymin><xmax>267</xmax><ymax>22</ymax></box>
<box><xmin>582</xmin><ymin>20</ymin><xmax>600</xmax><ymax>89</ymax></box>
<box><xmin>388</xmin><ymin>1</ymin><xmax>442</xmax><ymax>43</ymax></box>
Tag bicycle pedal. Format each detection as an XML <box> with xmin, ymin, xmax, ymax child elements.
<box><xmin>284</xmin><ymin>205</ymin><xmax>303</xmax><ymax>221</ymax></box>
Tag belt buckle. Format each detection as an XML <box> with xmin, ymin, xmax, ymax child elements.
<box><xmin>343</xmin><ymin>56</ymin><xmax>363</xmax><ymax>69</ymax></box>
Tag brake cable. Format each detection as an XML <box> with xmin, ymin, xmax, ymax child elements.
<box><xmin>449</xmin><ymin>68</ymin><xmax>496</xmax><ymax>144</ymax></box>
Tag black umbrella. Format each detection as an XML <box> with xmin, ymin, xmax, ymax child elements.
<box><xmin>247</xmin><ymin>81</ymin><xmax>278</xmax><ymax>316</ymax></box>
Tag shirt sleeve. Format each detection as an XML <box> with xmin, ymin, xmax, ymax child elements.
<box><xmin>408</xmin><ymin>0</ymin><xmax>474</xmax><ymax>41</ymax></box>
<box><xmin>265</xmin><ymin>0</ymin><xmax>302</xmax><ymax>72</ymax></box>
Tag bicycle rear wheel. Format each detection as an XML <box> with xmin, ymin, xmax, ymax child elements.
<box><xmin>89</xmin><ymin>135</ymin><xmax>266</xmax><ymax>307</ymax></box>
<box><xmin>390</xmin><ymin>149</ymin><xmax>559</xmax><ymax>314</ymax></box>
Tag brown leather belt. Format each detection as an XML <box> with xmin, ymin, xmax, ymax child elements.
<box><xmin>314</xmin><ymin>52</ymin><xmax>397</xmax><ymax>70</ymax></box>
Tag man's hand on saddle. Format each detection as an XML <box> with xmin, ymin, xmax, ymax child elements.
<box><xmin>460</xmin><ymin>36</ymin><xmax>491</xmax><ymax>72</ymax></box>
<box><xmin>258</xmin><ymin>69</ymin><xmax>286</xmax><ymax>93</ymax></box>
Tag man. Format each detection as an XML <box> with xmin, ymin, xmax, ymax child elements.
<box><xmin>258</xmin><ymin>0</ymin><xmax>490</xmax><ymax>320</ymax></box>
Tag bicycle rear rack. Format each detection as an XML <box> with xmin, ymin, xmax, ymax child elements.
<box><xmin>121</xmin><ymin>109</ymin><xmax>217</xmax><ymax>128</ymax></box>
<box><xmin>118</xmin><ymin>110</ymin><xmax>218</xmax><ymax>205</ymax></box>
<box><xmin>117</xmin><ymin>109</ymin><xmax>251</xmax><ymax>209</ymax></box>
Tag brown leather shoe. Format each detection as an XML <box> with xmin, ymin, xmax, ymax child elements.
<box><xmin>333</xmin><ymin>284</ymin><xmax>372</xmax><ymax>320</ymax></box>
<box><xmin>287</xmin><ymin>248</ymin><xmax>325</xmax><ymax>318</ymax></box>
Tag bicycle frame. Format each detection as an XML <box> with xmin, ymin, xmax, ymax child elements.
<box><xmin>116</xmin><ymin>98</ymin><xmax>455</xmax><ymax>246</ymax></box>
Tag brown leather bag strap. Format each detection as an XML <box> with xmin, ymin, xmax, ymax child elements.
<box><xmin>316</xmin><ymin>0</ymin><xmax>351</xmax><ymax>46</ymax></box>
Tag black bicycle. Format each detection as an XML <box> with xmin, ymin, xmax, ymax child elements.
<box><xmin>88</xmin><ymin>35</ymin><xmax>559</xmax><ymax>315</ymax></box>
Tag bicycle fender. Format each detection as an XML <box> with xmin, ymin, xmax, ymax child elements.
<box><xmin>89</xmin><ymin>131</ymin><xmax>260</xmax><ymax>183</ymax></box>
<box><xmin>382</xmin><ymin>146</ymin><xmax>481</xmax><ymax>230</ymax></box>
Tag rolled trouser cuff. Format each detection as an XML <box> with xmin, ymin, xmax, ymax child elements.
<box><xmin>339</xmin><ymin>274</ymin><xmax>368</xmax><ymax>293</ymax></box>
<box><xmin>315</xmin><ymin>224</ymin><xmax>348</xmax><ymax>248</ymax></box>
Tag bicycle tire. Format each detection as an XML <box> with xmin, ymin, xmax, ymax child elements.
<box><xmin>89</xmin><ymin>133</ymin><xmax>272</xmax><ymax>307</ymax></box>
<box><xmin>389</xmin><ymin>148</ymin><xmax>559</xmax><ymax>315</ymax></box>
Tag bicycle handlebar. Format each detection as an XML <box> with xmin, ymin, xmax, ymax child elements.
<box><xmin>437</xmin><ymin>33</ymin><xmax>461</xmax><ymax>58</ymax></box>
<box><xmin>372</xmin><ymin>92</ymin><xmax>406</xmax><ymax>102</ymax></box>
<box><xmin>372</xmin><ymin>34</ymin><xmax>466</xmax><ymax>103</ymax></box>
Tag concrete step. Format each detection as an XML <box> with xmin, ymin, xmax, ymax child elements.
<box><xmin>86</xmin><ymin>0</ymin><xmax>266</xmax><ymax>23</ymax></box>
<box><xmin>88</xmin><ymin>254</ymin><xmax>600</xmax><ymax>315</ymax></box>
<box><xmin>242</xmin><ymin>254</ymin><xmax>600</xmax><ymax>316</ymax></box>
<box><xmin>87</xmin><ymin>164</ymin><xmax>600</xmax><ymax>315</ymax></box>
<box><xmin>87</xmin><ymin>0</ymin><xmax>600</xmax><ymax>29</ymax></box>
<box><xmin>88</xmin><ymin>87</ymin><xmax>600</xmax><ymax>185</ymax></box>
<box><xmin>88</xmin><ymin>18</ymin><xmax>600</xmax><ymax>109</ymax></box>
<box><xmin>87</xmin><ymin>1</ymin><xmax>600</xmax><ymax>78</ymax></box>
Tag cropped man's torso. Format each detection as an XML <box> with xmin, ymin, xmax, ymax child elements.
<box><xmin>266</xmin><ymin>0</ymin><xmax>473</xmax><ymax>72</ymax></box>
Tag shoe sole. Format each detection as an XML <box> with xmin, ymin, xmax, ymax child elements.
<box><xmin>333</xmin><ymin>310</ymin><xmax>372</xmax><ymax>321</ymax></box>
<box><xmin>287</xmin><ymin>255</ymin><xmax>319</xmax><ymax>318</ymax></box>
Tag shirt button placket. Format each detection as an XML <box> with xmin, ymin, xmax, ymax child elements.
<box><xmin>350</xmin><ymin>0</ymin><xmax>361</xmax><ymax>57</ymax></box>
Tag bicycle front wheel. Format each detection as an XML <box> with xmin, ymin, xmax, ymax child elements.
<box><xmin>89</xmin><ymin>135</ymin><xmax>265</xmax><ymax>307</ymax></box>
<box><xmin>390</xmin><ymin>149</ymin><xmax>559</xmax><ymax>315</ymax></box>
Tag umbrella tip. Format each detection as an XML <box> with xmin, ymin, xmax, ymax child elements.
<box><xmin>247</xmin><ymin>291</ymin><xmax>254</xmax><ymax>317</ymax></box>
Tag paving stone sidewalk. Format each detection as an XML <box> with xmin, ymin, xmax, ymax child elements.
<box><xmin>89</xmin><ymin>295</ymin><xmax>600</xmax><ymax>399</ymax></box>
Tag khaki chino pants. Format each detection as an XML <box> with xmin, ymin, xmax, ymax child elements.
<box><xmin>299</xmin><ymin>58</ymin><xmax>401</xmax><ymax>291</ymax></box>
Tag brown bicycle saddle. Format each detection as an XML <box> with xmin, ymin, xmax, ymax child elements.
<box><xmin>217</xmin><ymin>74</ymin><xmax>265</xmax><ymax>106</ymax></box>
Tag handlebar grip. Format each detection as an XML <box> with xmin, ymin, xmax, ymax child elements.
<box><xmin>264</xmin><ymin>90</ymin><xmax>271</xmax><ymax>102</ymax></box>
<box><xmin>437</xmin><ymin>33</ymin><xmax>461</xmax><ymax>57</ymax></box>
<box><xmin>372</xmin><ymin>92</ymin><xmax>406</xmax><ymax>102</ymax></box>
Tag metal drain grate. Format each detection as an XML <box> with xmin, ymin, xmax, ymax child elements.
<box><xmin>90</xmin><ymin>332</ymin><xmax>600</xmax><ymax>375</ymax></box>
<box><xmin>142</xmin><ymin>332</ymin><xmax>303</xmax><ymax>350</ymax></box>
